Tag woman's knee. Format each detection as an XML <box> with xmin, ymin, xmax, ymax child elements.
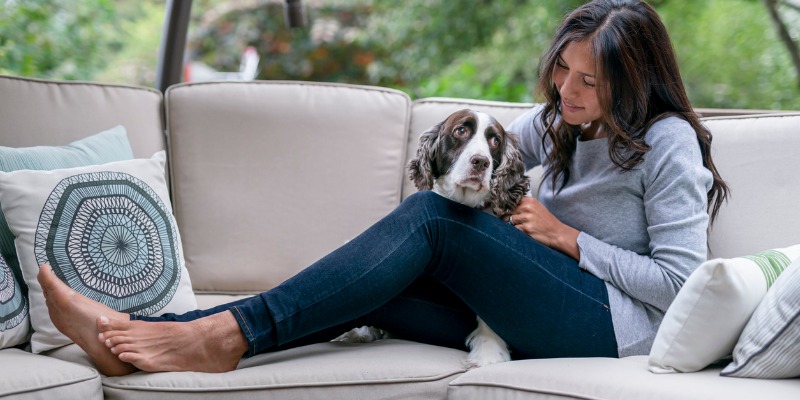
<box><xmin>404</xmin><ymin>190</ymin><xmax>442</xmax><ymax>204</ymax></box>
<box><xmin>400</xmin><ymin>190</ymin><xmax>453</xmax><ymax>216</ymax></box>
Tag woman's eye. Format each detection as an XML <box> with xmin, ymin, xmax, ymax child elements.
<box><xmin>583</xmin><ymin>79</ymin><xmax>595</xmax><ymax>88</ymax></box>
<box><xmin>454</xmin><ymin>126</ymin><xmax>469</xmax><ymax>138</ymax></box>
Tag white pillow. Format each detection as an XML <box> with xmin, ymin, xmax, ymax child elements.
<box><xmin>0</xmin><ymin>252</ymin><xmax>30</xmax><ymax>348</ymax></box>
<box><xmin>721</xmin><ymin>258</ymin><xmax>800</xmax><ymax>378</ymax></box>
<box><xmin>648</xmin><ymin>245</ymin><xmax>800</xmax><ymax>373</ymax></box>
<box><xmin>0</xmin><ymin>152</ymin><xmax>196</xmax><ymax>353</ymax></box>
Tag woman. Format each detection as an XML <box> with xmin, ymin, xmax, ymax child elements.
<box><xmin>39</xmin><ymin>0</ymin><xmax>728</xmax><ymax>376</ymax></box>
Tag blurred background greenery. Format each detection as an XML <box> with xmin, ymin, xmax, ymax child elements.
<box><xmin>1</xmin><ymin>0</ymin><xmax>798</xmax><ymax>110</ymax></box>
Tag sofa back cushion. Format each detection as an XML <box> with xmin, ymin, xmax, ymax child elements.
<box><xmin>703</xmin><ymin>113</ymin><xmax>800</xmax><ymax>258</ymax></box>
<box><xmin>0</xmin><ymin>75</ymin><xmax>165</xmax><ymax>158</ymax></box>
<box><xmin>404</xmin><ymin>98</ymin><xmax>538</xmax><ymax>200</ymax></box>
<box><xmin>166</xmin><ymin>81</ymin><xmax>410</xmax><ymax>293</ymax></box>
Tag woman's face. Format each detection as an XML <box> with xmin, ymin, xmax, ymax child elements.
<box><xmin>552</xmin><ymin>40</ymin><xmax>602</xmax><ymax>127</ymax></box>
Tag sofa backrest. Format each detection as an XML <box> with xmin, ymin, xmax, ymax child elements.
<box><xmin>165</xmin><ymin>81</ymin><xmax>410</xmax><ymax>294</ymax></box>
<box><xmin>0</xmin><ymin>75</ymin><xmax>165</xmax><ymax>158</ymax></box>
<box><xmin>703</xmin><ymin>113</ymin><xmax>800</xmax><ymax>258</ymax></box>
<box><xmin>2</xmin><ymin>73</ymin><xmax>796</xmax><ymax>298</ymax></box>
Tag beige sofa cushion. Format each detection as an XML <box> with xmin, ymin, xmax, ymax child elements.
<box><xmin>0</xmin><ymin>74</ymin><xmax>165</xmax><ymax>159</ymax></box>
<box><xmin>447</xmin><ymin>356</ymin><xmax>800</xmax><ymax>400</ymax></box>
<box><xmin>166</xmin><ymin>81</ymin><xmax>410</xmax><ymax>293</ymax></box>
<box><xmin>0</xmin><ymin>348</ymin><xmax>102</xmax><ymax>399</ymax></box>
<box><xmin>404</xmin><ymin>98</ymin><xmax>536</xmax><ymax>199</ymax></box>
<box><xmin>51</xmin><ymin>340</ymin><xmax>465</xmax><ymax>400</ymax></box>
<box><xmin>703</xmin><ymin>113</ymin><xmax>800</xmax><ymax>258</ymax></box>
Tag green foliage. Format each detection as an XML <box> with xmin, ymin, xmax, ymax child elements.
<box><xmin>0</xmin><ymin>0</ymin><xmax>118</xmax><ymax>80</ymax></box>
<box><xmin>368</xmin><ymin>0</ymin><xmax>585</xmax><ymax>101</ymax></box>
<box><xmin>356</xmin><ymin>0</ymin><xmax>541</xmax><ymax>100</ymax></box>
<box><xmin>1</xmin><ymin>0</ymin><xmax>798</xmax><ymax>110</ymax></box>
<box><xmin>658</xmin><ymin>0</ymin><xmax>800</xmax><ymax>109</ymax></box>
<box><xmin>186</xmin><ymin>1</ymin><xmax>376</xmax><ymax>83</ymax></box>
<box><xmin>185</xmin><ymin>0</ymin><xmax>585</xmax><ymax>102</ymax></box>
<box><xmin>94</xmin><ymin>1</ymin><xmax>164</xmax><ymax>87</ymax></box>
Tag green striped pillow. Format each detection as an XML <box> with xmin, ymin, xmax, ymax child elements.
<box><xmin>743</xmin><ymin>250</ymin><xmax>791</xmax><ymax>287</ymax></box>
<box><xmin>722</xmin><ymin>258</ymin><xmax>800</xmax><ymax>378</ymax></box>
<box><xmin>649</xmin><ymin>244</ymin><xmax>800</xmax><ymax>373</ymax></box>
<box><xmin>0</xmin><ymin>125</ymin><xmax>133</xmax><ymax>291</ymax></box>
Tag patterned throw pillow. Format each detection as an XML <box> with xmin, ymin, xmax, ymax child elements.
<box><xmin>0</xmin><ymin>125</ymin><xmax>133</xmax><ymax>297</ymax></box>
<box><xmin>0</xmin><ymin>252</ymin><xmax>29</xmax><ymax>348</ymax></box>
<box><xmin>648</xmin><ymin>245</ymin><xmax>799</xmax><ymax>373</ymax></box>
<box><xmin>0</xmin><ymin>152</ymin><xmax>196</xmax><ymax>353</ymax></box>
<box><xmin>722</xmin><ymin>259</ymin><xmax>800</xmax><ymax>378</ymax></box>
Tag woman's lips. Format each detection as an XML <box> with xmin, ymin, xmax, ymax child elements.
<box><xmin>562</xmin><ymin>100</ymin><xmax>583</xmax><ymax>113</ymax></box>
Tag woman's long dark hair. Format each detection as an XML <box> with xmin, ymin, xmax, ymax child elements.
<box><xmin>537</xmin><ymin>0</ymin><xmax>729</xmax><ymax>223</ymax></box>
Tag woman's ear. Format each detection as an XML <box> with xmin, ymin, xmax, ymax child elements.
<box><xmin>407</xmin><ymin>121</ymin><xmax>444</xmax><ymax>191</ymax></box>
<box><xmin>490</xmin><ymin>132</ymin><xmax>530</xmax><ymax>216</ymax></box>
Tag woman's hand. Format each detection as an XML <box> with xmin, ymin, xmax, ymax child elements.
<box><xmin>507</xmin><ymin>196</ymin><xmax>581</xmax><ymax>260</ymax></box>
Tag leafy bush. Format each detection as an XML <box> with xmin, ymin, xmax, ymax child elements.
<box><xmin>0</xmin><ymin>0</ymin><xmax>118</xmax><ymax>80</ymax></box>
<box><xmin>2</xmin><ymin>0</ymin><xmax>798</xmax><ymax>110</ymax></box>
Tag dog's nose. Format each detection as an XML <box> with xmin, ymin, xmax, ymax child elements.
<box><xmin>470</xmin><ymin>155</ymin><xmax>490</xmax><ymax>172</ymax></box>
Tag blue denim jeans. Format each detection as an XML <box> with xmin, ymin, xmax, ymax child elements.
<box><xmin>136</xmin><ymin>191</ymin><xmax>618</xmax><ymax>359</ymax></box>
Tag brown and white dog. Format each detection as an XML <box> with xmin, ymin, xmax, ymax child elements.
<box><xmin>335</xmin><ymin>109</ymin><xmax>530</xmax><ymax>368</ymax></box>
<box><xmin>411</xmin><ymin>109</ymin><xmax>530</xmax><ymax>367</ymax></box>
<box><xmin>408</xmin><ymin>109</ymin><xmax>530</xmax><ymax>217</ymax></box>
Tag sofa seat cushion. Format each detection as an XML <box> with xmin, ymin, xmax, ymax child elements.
<box><xmin>447</xmin><ymin>356</ymin><xmax>800</xmax><ymax>400</ymax></box>
<box><xmin>0</xmin><ymin>348</ymin><xmax>102</xmax><ymax>399</ymax></box>
<box><xmin>53</xmin><ymin>340</ymin><xmax>466</xmax><ymax>399</ymax></box>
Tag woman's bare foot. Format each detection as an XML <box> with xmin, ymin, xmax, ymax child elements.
<box><xmin>97</xmin><ymin>310</ymin><xmax>248</xmax><ymax>373</ymax></box>
<box><xmin>37</xmin><ymin>264</ymin><xmax>138</xmax><ymax>376</ymax></box>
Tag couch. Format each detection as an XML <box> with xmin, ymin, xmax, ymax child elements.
<box><xmin>0</xmin><ymin>74</ymin><xmax>798</xmax><ymax>399</ymax></box>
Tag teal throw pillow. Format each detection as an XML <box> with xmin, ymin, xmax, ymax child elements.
<box><xmin>0</xmin><ymin>125</ymin><xmax>134</xmax><ymax>292</ymax></box>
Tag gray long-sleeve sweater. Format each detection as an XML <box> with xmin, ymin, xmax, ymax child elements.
<box><xmin>507</xmin><ymin>106</ymin><xmax>713</xmax><ymax>357</ymax></box>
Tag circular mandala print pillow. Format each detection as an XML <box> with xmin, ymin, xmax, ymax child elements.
<box><xmin>0</xmin><ymin>255</ymin><xmax>27</xmax><ymax>331</ymax></box>
<box><xmin>33</xmin><ymin>171</ymin><xmax>181</xmax><ymax>315</ymax></box>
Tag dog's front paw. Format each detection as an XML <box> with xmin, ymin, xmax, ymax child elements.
<box><xmin>464</xmin><ymin>339</ymin><xmax>511</xmax><ymax>369</ymax></box>
<box><xmin>464</xmin><ymin>318</ymin><xmax>511</xmax><ymax>369</ymax></box>
<box><xmin>331</xmin><ymin>326</ymin><xmax>387</xmax><ymax>343</ymax></box>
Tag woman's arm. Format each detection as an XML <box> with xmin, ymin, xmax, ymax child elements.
<box><xmin>506</xmin><ymin>105</ymin><xmax>546</xmax><ymax>171</ymax></box>
<box><xmin>577</xmin><ymin>118</ymin><xmax>713</xmax><ymax>313</ymax></box>
<box><xmin>509</xmin><ymin>196</ymin><xmax>580</xmax><ymax>259</ymax></box>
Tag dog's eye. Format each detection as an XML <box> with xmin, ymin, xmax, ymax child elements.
<box><xmin>454</xmin><ymin>126</ymin><xmax>469</xmax><ymax>138</ymax></box>
<box><xmin>488</xmin><ymin>136</ymin><xmax>501</xmax><ymax>148</ymax></box>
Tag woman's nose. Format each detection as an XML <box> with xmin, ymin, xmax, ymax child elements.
<box><xmin>559</xmin><ymin>75</ymin><xmax>578</xmax><ymax>98</ymax></box>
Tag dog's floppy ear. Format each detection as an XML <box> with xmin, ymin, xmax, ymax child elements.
<box><xmin>490</xmin><ymin>131</ymin><xmax>530</xmax><ymax>216</ymax></box>
<box><xmin>407</xmin><ymin>121</ymin><xmax>444</xmax><ymax>191</ymax></box>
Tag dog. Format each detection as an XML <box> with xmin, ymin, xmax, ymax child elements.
<box><xmin>334</xmin><ymin>109</ymin><xmax>530</xmax><ymax>368</ymax></box>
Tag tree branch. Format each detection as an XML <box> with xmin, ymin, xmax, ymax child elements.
<box><xmin>764</xmin><ymin>0</ymin><xmax>800</xmax><ymax>90</ymax></box>
<box><xmin>780</xmin><ymin>0</ymin><xmax>800</xmax><ymax>13</ymax></box>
